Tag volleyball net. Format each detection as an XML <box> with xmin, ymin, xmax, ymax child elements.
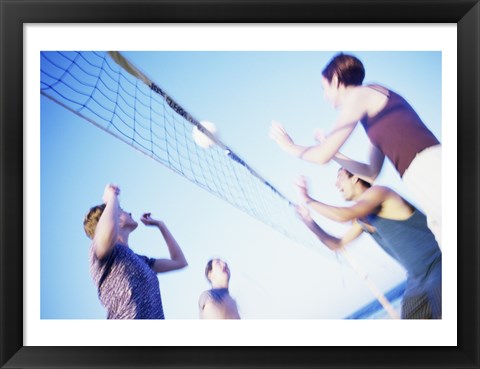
<box><xmin>40</xmin><ymin>51</ymin><xmax>323</xmax><ymax>251</ymax></box>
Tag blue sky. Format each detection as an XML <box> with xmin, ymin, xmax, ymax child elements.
<box><xmin>40</xmin><ymin>51</ymin><xmax>441</xmax><ymax>319</ymax></box>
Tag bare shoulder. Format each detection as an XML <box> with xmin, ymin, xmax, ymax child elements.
<box><xmin>337</xmin><ymin>86</ymin><xmax>371</xmax><ymax>124</ymax></box>
<box><xmin>376</xmin><ymin>186</ymin><xmax>414</xmax><ymax>219</ymax></box>
<box><xmin>343</xmin><ymin>86</ymin><xmax>367</xmax><ymax>105</ymax></box>
<box><xmin>370</xmin><ymin>185</ymin><xmax>408</xmax><ymax>207</ymax></box>
<box><xmin>358</xmin><ymin>185</ymin><xmax>395</xmax><ymax>205</ymax></box>
<box><xmin>359</xmin><ymin>85</ymin><xmax>389</xmax><ymax>117</ymax></box>
<box><xmin>373</xmin><ymin>185</ymin><xmax>399</xmax><ymax>198</ymax></box>
<box><xmin>363</xmin><ymin>185</ymin><xmax>390</xmax><ymax>196</ymax></box>
<box><xmin>377</xmin><ymin>185</ymin><xmax>408</xmax><ymax>203</ymax></box>
<box><xmin>200</xmin><ymin>289</ymin><xmax>226</xmax><ymax>308</ymax></box>
<box><xmin>199</xmin><ymin>290</ymin><xmax>212</xmax><ymax>304</ymax></box>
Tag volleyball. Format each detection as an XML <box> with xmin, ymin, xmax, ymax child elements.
<box><xmin>192</xmin><ymin>121</ymin><xmax>218</xmax><ymax>148</ymax></box>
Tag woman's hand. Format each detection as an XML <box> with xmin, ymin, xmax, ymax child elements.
<box><xmin>269</xmin><ymin>120</ymin><xmax>295</xmax><ymax>152</ymax></box>
<box><xmin>140</xmin><ymin>213</ymin><xmax>162</xmax><ymax>227</ymax></box>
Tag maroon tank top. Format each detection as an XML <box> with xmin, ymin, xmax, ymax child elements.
<box><xmin>360</xmin><ymin>85</ymin><xmax>440</xmax><ymax>177</ymax></box>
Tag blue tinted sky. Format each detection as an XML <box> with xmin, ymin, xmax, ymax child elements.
<box><xmin>41</xmin><ymin>51</ymin><xmax>441</xmax><ymax>319</ymax></box>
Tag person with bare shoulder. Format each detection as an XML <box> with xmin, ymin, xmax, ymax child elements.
<box><xmin>295</xmin><ymin>169</ymin><xmax>441</xmax><ymax>319</ymax></box>
<box><xmin>198</xmin><ymin>258</ymin><xmax>240</xmax><ymax>319</ymax></box>
<box><xmin>83</xmin><ymin>184</ymin><xmax>188</xmax><ymax>319</ymax></box>
<box><xmin>270</xmin><ymin>53</ymin><xmax>441</xmax><ymax>248</ymax></box>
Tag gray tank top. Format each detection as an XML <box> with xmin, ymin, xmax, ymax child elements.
<box><xmin>358</xmin><ymin>210</ymin><xmax>441</xmax><ymax>279</ymax></box>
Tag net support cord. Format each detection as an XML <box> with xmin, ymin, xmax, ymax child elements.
<box><xmin>339</xmin><ymin>247</ymin><xmax>399</xmax><ymax>319</ymax></box>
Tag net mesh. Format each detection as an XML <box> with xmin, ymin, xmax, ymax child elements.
<box><xmin>40</xmin><ymin>51</ymin><xmax>322</xmax><ymax>251</ymax></box>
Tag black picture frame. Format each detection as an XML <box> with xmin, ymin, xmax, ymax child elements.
<box><xmin>1</xmin><ymin>1</ymin><xmax>479</xmax><ymax>368</ymax></box>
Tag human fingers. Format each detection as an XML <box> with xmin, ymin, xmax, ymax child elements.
<box><xmin>294</xmin><ymin>176</ymin><xmax>308</xmax><ymax>193</ymax></box>
<box><xmin>269</xmin><ymin>122</ymin><xmax>280</xmax><ymax>138</ymax></box>
<box><xmin>270</xmin><ymin>120</ymin><xmax>287</xmax><ymax>134</ymax></box>
<box><xmin>269</xmin><ymin>124</ymin><xmax>292</xmax><ymax>146</ymax></box>
<box><xmin>141</xmin><ymin>213</ymin><xmax>161</xmax><ymax>226</ymax></box>
<box><xmin>140</xmin><ymin>213</ymin><xmax>151</xmax><ymax>223</ymax></box>
<box><xmin>103</xmin><ymin>184</ymin><xmax>120</xmax><ymax>203</ymax></box>
<box><xmin>294</xmin><ymin>175</ymin><xmax>306</xmax><ymax>186</ymax></box>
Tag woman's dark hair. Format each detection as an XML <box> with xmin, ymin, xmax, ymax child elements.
<box><xmin>205</xmin><ymin>259</ymin><xmax>231</xmax><ymax>284</ymax></box>
<box><xmin>322</xmin><ymin>53</ymin><xmax>365</xmax><ymax>87</ymax></box>
<box><xmin>340</xmin><ymin>168</ymin><xmax>372</xmax><ymax>188</ymax></box>
<box><xmin>205</xmin><ymin>259</ymin><xmax>214</xmax><ymax>282</ymax></box>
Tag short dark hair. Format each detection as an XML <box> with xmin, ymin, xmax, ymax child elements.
<box><xmin>83</xmin><ymin>203</ymin><xmax>106</xmax><ymax>239</ymax></box>
<box><xmin>205</xmin><ymin>258</ymin><xmax>231</xmax><ymax>284</ymax></box>
<box><xmin>205</xmin><ymin>259</ymin><xmax>214</xmax><ymax>282</ymax></box>
<box><xmin>322</xmin><ymin>53</ymin><xmax>365</xmax><ymax>87</ymax></box>
<box><xmin>339</xmin><ymin>167</ymin><xmax>372</xmax><ymax>188</ymax></box>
